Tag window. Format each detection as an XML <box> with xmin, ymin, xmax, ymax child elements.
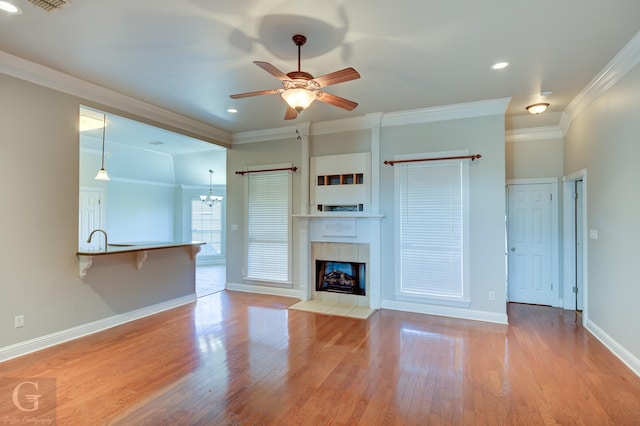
<box><xmin>246</xmin><ymin>167</ymin><xmax>291</xmax><ymax>284</ymax></box>
<box><xmin>191</xmin><ymin>198</ymin><xmax>224</xmax><ymax>258</ymax></box>
<box><xmin>395</xmin><ymin>152</ymin><xmax>470</xmax><ymax>305</ymax></box>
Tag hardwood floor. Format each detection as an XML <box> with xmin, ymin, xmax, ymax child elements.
<box><xmin>196</xmin><ymin>264</ymin><xmax>226</xmax><ymax>297</ymax></box>
<box><xmin>1</xmin><ymin>292</ymin><xmax>640</xmax><ymax>424</ymax></box>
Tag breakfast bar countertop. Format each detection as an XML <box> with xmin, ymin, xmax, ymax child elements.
<box><xmin>76</xmin><ymin>241</ymin><xmax>205</xmax><ymax>256</ymax></box>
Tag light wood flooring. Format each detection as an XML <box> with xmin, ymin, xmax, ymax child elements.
<box><xmin>1</xmin><ymin>291</ymin><xmax>640</xmax><ymax>424</ymax></box>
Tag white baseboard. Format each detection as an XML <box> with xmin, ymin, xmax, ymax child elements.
<box><xmin>226</xmin><ymin>282</ymin><xmax>301</xmax><ymax>299</ymax></box>
<box><xmin>586</xmin><ymin>318</ymin><xmax>640</xmax><ymax>378</ymax></box>
<box><xmin>382</xmin><ymin>299</ymin><xmax>509</xmax><ymax>324</ymax></box>
<box><xmin>0</xmin><ymin>294</ymin><xmax>197</xmax><ymax>363</ymax></box>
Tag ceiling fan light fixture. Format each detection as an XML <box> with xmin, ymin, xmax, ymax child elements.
<box><xmin>526</xmin><ymin>103</ymin><xmax>549</xmax><ymax>114</ymax></box>
<box><xmin>281</xmin><ymin>88</ymin><xmax>316</xmax><ymax>112</ymax></box>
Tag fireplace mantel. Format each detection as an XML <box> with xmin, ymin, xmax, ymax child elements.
<box><xmin>293</xmin><ymin>213</ymin><xmax>384</xmax><ymax>219</ymax></box>
<box><xmin>294</xmin><ymin>213</ymin><xmax>383</xmax><ymax>309</ymax></box>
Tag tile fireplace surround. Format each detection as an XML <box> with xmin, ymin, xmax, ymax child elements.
<box><xmin>294</xmin><ymin>214</ymin><xmax>383</xmax><ymax>309</ymax></box>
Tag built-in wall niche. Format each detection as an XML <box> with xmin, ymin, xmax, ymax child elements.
<box><xmin>311</xmin><ymin>152</ymin><xmax>371</xmax><ymax>213</ymax></box>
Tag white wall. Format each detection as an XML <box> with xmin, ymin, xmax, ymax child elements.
<box><xmin>564</xmin><ymin>62</ymin><xmax>640</xmax><ymax>363</ymax></box>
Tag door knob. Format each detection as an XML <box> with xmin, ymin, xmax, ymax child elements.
<box><xmin>510</xmin><ymin>247</ymin><xmax>516</xmax><ymax>251</ymax></box>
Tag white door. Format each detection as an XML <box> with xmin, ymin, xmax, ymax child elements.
<box><xmin>79</xmin><ymin>188</ymin><xmax>103</xmax><ymax>250</ymax></box>
<box><xmin>507</xmin><ymin>183</ymin><xmax>555</xmax><ymax>305</ymax></box>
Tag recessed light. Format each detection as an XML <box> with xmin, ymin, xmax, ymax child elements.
<box><xmin>491</xmin><ymin>62</ymin><xmax>509</xmax><ymax>70</ymax></box>
<box><xmin>227</xmin><ymin>108</ymin><xmax>238</xmax><ymax>114</ymax></box>
<box><xmin>0</xmin><ymin>1</ymin><xmax>22</xmax><ymax>14</ymax></box>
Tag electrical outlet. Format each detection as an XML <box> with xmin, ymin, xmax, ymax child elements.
<box><xmin>488</xmin><ymin>291</ymin><xmax>495</xmax><ymax>301</ymax></box>
<box><xmin>14</xmin><ymin>315</ymin><xmax>24</xmax><ymax>328</ymax></box>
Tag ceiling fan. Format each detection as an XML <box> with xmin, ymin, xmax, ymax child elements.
<box><xmin>229</xmin><ymin>34</ymin><xmax>360</xmax><ymax>120</ymax></box>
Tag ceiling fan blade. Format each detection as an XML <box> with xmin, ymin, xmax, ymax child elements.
<box><xmin>316</xmin><ymin>91</ymin><xmax>358</xmax><ymax>111</ymax></box>
<box><xmin>229</xmin><ymin>88</ymin><xmax>282</xmax><ymax>99</ymax></box>
<box><xmin>284</xmin><ymin>106</ymin><xmax>298</xmax><ymax>120</ymax></box>
<box><xmin>254</xmin><ymin>61</ymin><xmax>289</xmax><ymax>81</ymax></box>
<box><xmin>313</xmin><ymin>67</ymin><xmax>360</xmax><ymax>87</ymax></box>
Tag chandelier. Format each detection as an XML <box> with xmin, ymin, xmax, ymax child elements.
<box><xmin>201</xmin><ymin>169</ymin><xmax>223</xmax><ymax>207</ymax></box>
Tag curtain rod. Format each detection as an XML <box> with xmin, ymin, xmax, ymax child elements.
<box><xmin>384</xmin><ymin>154</ymin><xmax>481</xmax><ymax>166</ymax></box>
<box><xmin>235</xmin><ymin>166</ymin><xmax>298</xmax><ymax>176</ymax></box>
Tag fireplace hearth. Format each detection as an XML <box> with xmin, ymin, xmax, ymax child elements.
<box><xmin>316</xmin><ymin>260</ymin><xmax>365</xmax><ymax>296</ymax></box>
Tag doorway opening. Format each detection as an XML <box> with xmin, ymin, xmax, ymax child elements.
<box><xmin>562</xmin><ymin>169</ymin><xmax>587</xmax><ymax>320</ymax></box>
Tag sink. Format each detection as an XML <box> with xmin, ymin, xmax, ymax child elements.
<box><xmin>108</xmin><ymin>243</ymin><xmax>138</xmax><ymax>247</ymax></box>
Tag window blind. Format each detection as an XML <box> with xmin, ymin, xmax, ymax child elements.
<box><xmin>247</xmin><ymin>171</ymin><xmax>290</xmax><ymax>283</ymax></box>
<box><xmin>398</xmin><ymin>160</ymin><xmax>465</xmax><ymax>299</ymax></box>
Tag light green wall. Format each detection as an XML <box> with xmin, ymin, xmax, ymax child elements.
<box><xmin>564</xmin><ymin>63</ymin><xmax>640</xmax><ymax>359</ymax></box>
<box><xmin>226</xmin><ymin>138</ymin><xmax>302</xmax><ymax>287</ymax></box>
<box><xmin>226</xmin><ymin>114</ymin><xmax>507</xmax><ymax>319</ymax></box>
<box><xmin>310</xmin><ymin>129</ymin><xmax>370</xmax><ymax>156</ymax></box>
<box><xmin>380</xmin><ymin>116</ymin><xmax>507</xmax><ymax>315</ymax></box>
<box><xmin>506</xmin><ymin>138</ymin><xmax>563</xmax><ymax>180</ymax></box>
<box><xmin>0</xmin><ymin>74</ymin><xmax>195</xmax><ymax>350</ymax></box>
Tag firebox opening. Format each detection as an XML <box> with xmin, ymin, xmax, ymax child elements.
<box><xmin>316</xmin><ymin>260</ymin><xmax>366</xmax><ymax>296</ymax></box>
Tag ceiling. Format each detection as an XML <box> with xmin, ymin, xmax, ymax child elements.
<box><xmin>2</xmin><ymin>0</ymin><xmax>639</xmax><ymax>136</ymax></box>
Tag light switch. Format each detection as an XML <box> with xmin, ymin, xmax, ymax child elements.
<box><xmin>589</xmin><ymin>229</ymin><xmax>598</xmax><ymax>240</ymax></box>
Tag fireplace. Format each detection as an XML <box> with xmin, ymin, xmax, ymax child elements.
<box><xmin>316</xmin><ymin>260</ymin><xmax>365</xmax><ymax>296</ymax></box>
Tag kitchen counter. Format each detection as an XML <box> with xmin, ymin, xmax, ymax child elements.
<box><xmin>76</xmin><ymin>241</ymin><xmax>205</xmax><ymax>278</ymax></box>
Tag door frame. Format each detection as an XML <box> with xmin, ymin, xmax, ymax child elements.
<box><xmin>506</xmin><ymin>178</ymin><xmax>560</xmax><ymax>307</ymax></box>
<box><xmin>562</xmin><ymin>169</ymin><xmax>588</xmax><ymax>324</ymax></box>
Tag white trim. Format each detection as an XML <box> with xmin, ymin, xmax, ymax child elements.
<box><xmin>0</xmin><ymin>50</ymin><xmax>231</xmax><ymax>146</ymax></box>
<box><xmin>506</xmin><ymin>178</ymin><xmax>561</xmax><ymax>307</ymax></box>
<box><xmin>226</xmin><ymin>282</ymin><xmax>301</xmax><ymax>299</ymax></box>
<box><xmin>0</xmin><ymin>294</ymin><xmax>196</xmax><ymax>363</ymax></box>
<box><xmin>232</xmin><ymin>98</ymin><xmax>511</xmax><ymax>144</ymax></box>
<box><xmin>586</xmin><ymin>319</ymin><xmax>640</xmax><ymax>378</ymax></box>
<box><xmin>381</xmin><ymin>97</ymin><xmax>511</xmax><ymax>128</ymax></box>
<box><xmin>562</xmin><ymin>169</ymin><xmax>588</xmax><ymax>320</ymax></box>
<box><xmin>382</xmin><ymin>299</ymin><xmax>508</xmax><ymax>324</ymax></box>
<box><xmin>505</xmin><ymin>126</ymin><xmax>564</xmax><ymax>143</ymax></box>
<box><xmin>560</xmin><ymin>30</ymin><xmax>640</xmax><ymax>134</ymax></box>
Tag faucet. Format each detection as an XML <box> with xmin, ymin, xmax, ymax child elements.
<box><xmin>87</xmin><ymin>229</ymin><xmax>108</xmax><ymax>251</ymax></box>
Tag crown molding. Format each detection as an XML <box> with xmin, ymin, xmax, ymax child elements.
<box><xmin>0</xmin><ymin>51</ymin><xmax>232</xmax><ymax>146</ymax></box>
<box><xmin>381</xmin><ymin>97</ymin><xmax>512</xmax><ymax>128</ymax></box>
<box><xmin>560</xmin><ymin>30</ymin><xmax>640</xmax><ymax>135</ymax></box>
<box><xmin>232</xmin><ymin>124</ymin><xmax>301</xmax><ymax>144</ymax></box>
<box><xmin>232</xmin><ymin>98</ymin><xmax>511</xmax><ymax>144</ymax></box>
<box><xmin>505</xmin><ymin>126</ymin><xmax>564</xmax><ymax>143</ymax></box>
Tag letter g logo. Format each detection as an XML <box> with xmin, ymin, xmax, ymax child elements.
<box><xmin>12</xmin><ymin>380</ymin><xmax>41</xmax><ymax>412</ymax></box>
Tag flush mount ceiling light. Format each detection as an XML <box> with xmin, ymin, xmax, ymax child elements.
<box><xmin>526</xmin><ymin>103</ymin><xmax>550</xmax><ymax>114</ymax></box>
<box><xmin>201</xmin><ymin>169</ymin><xmax>223</xmax><ymax>207</ymax></box>
<box><xmin>94</xmin><ymin>115</ymin><xmax>110</xmax><ymax>181</ymax></box>
<box><xmin>0</xmin><ymin>1</ymin><xmax>21</xmax><ymax>14</ymax></box>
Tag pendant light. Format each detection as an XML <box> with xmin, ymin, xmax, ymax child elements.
<box><xmin>201</xmin><ymin>169</ymin><xmax>223</xmax><ymax>206</ymax></box>
<box><xmin>94</xmin><ymin>114</ymin><xmax>110</xmax><ymax>181</ymax></box>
